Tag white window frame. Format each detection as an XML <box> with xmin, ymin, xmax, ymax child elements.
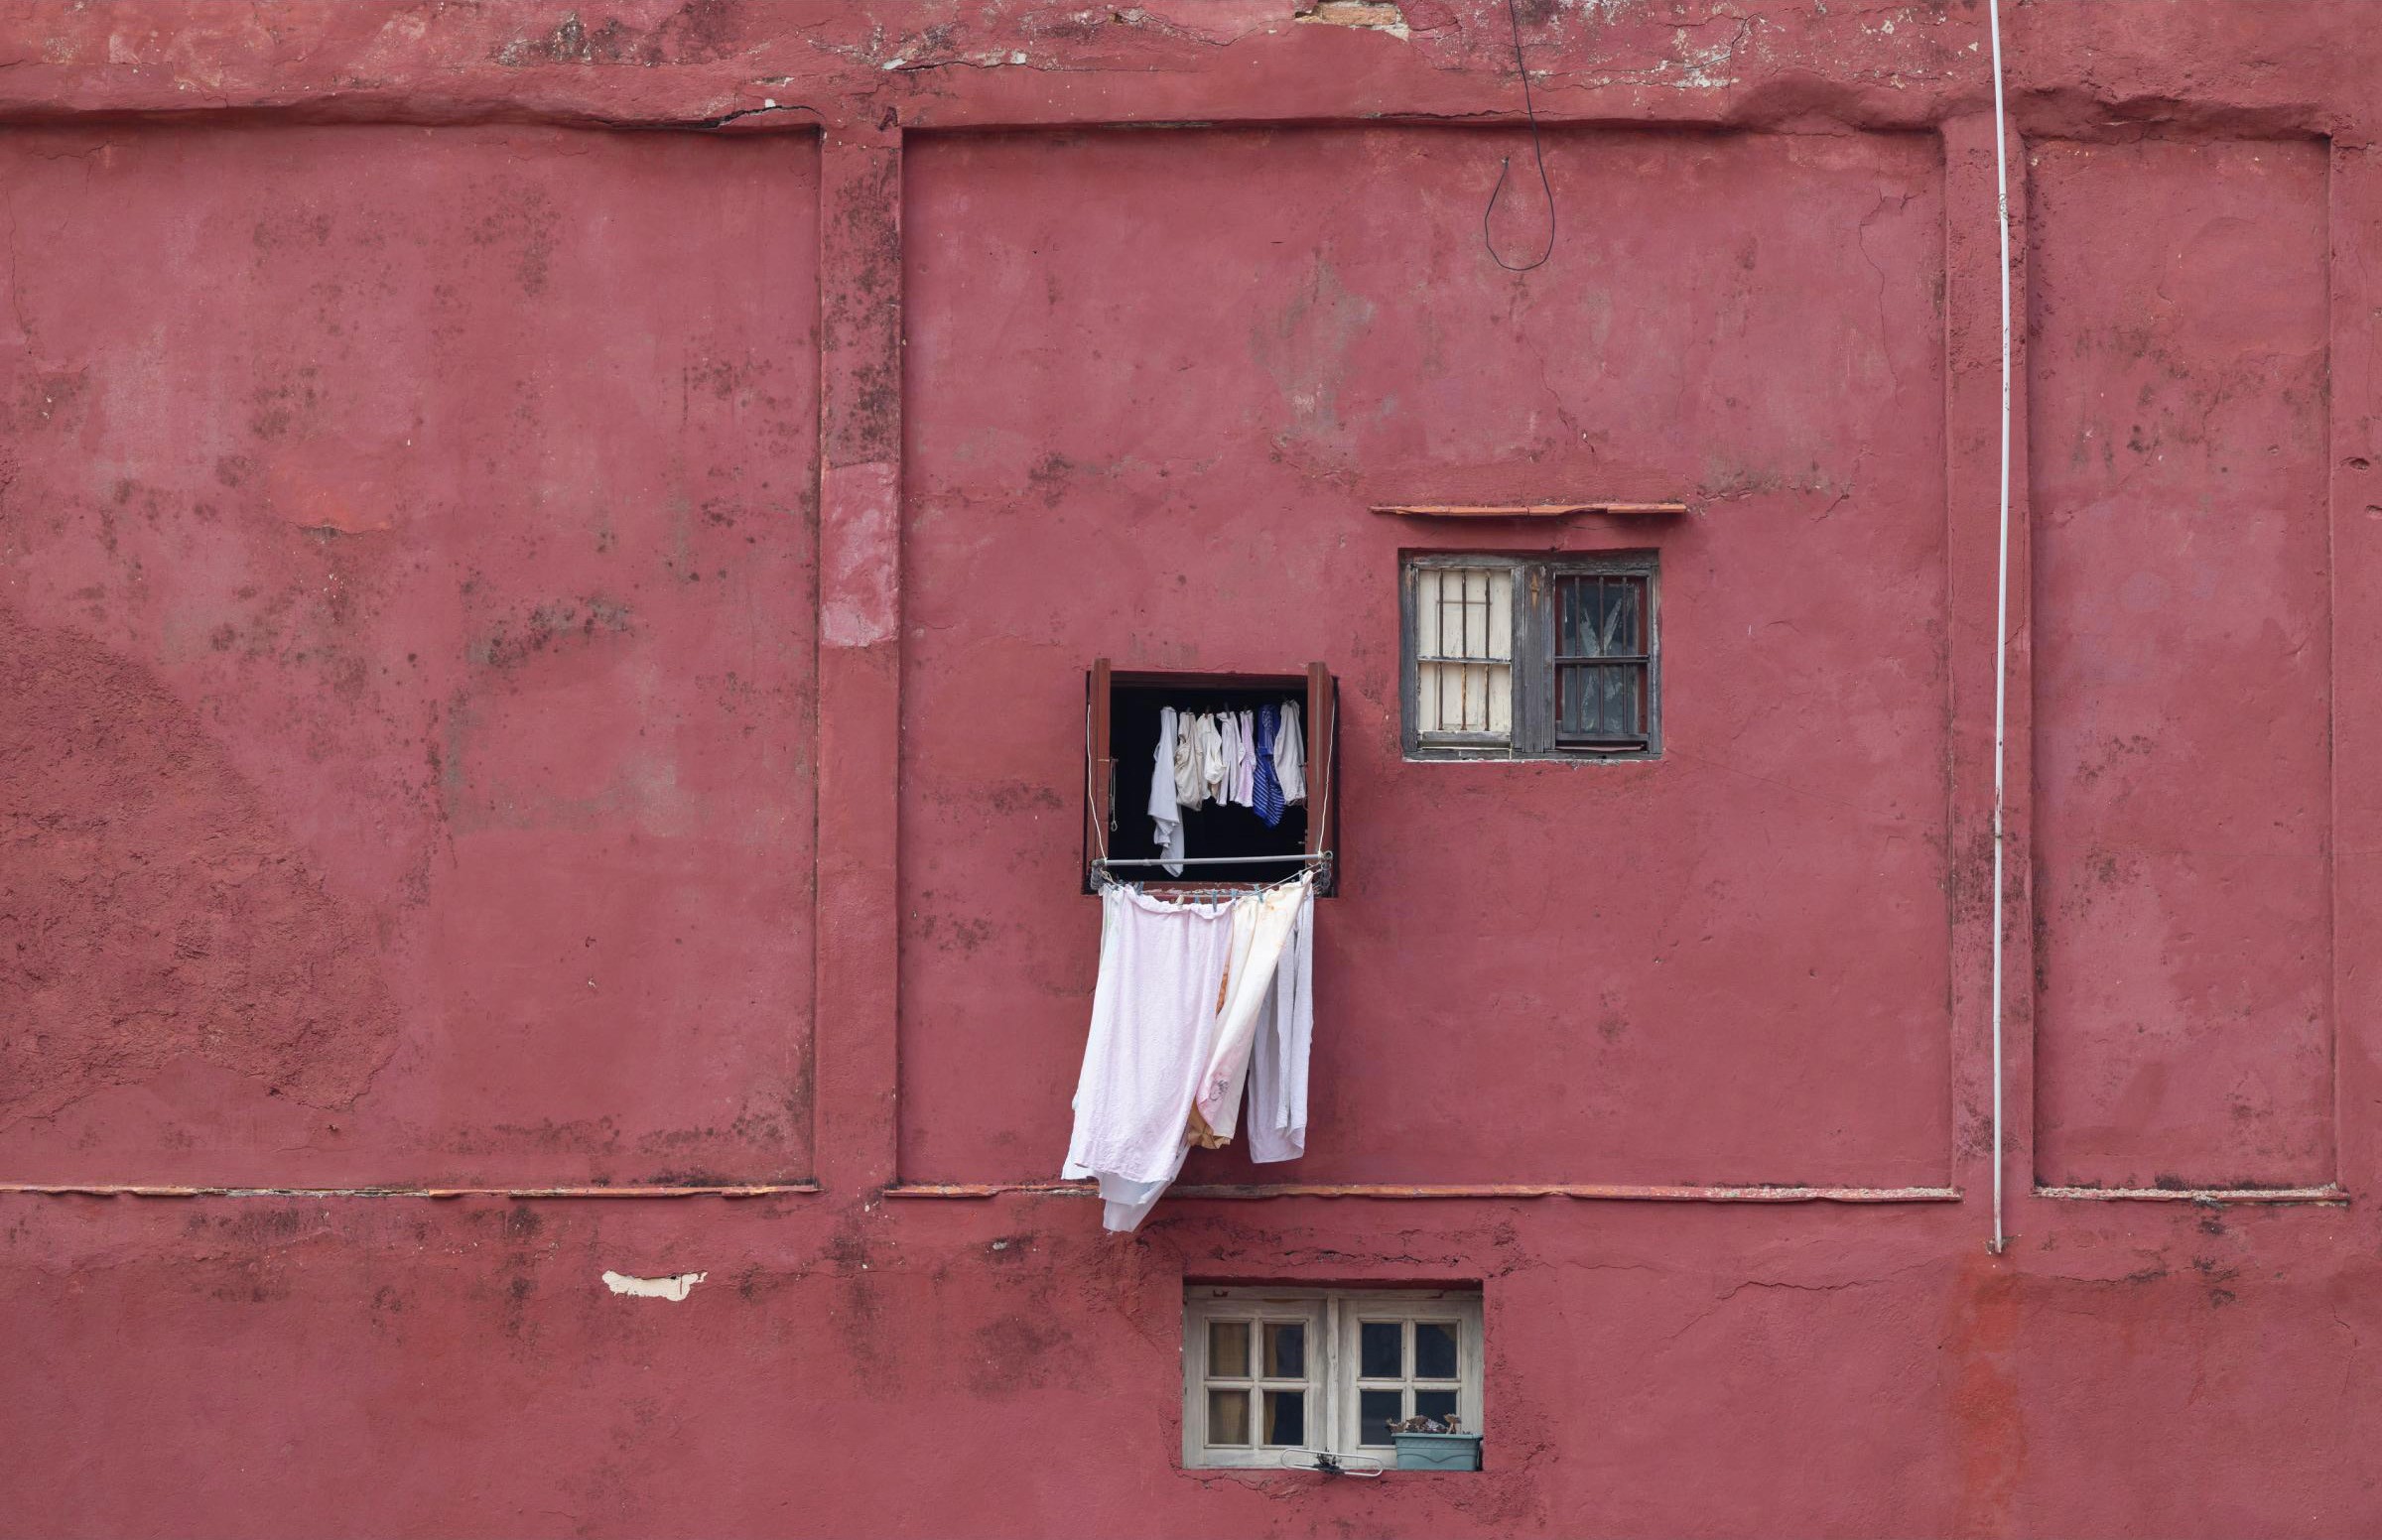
<box><xmin>1182</xmin><ymin>1286</ymin><xmax>1486</xmax><ymax>1470</ymax></box>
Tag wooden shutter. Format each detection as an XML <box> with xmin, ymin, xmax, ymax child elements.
<box><xmin>1085</xmin><ymin>658</ymin><xmax>1113</xmax><ymax>893</ymax></box>
<box><xmin>1304</xmin><ymin>661</ymin><xmax>1336</xmax><ymax>896</ymax></box>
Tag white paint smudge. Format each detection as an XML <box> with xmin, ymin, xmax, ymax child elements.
<box><xmin>602</xmin><ymin>1269</ymin><xmax>707</xmax><ymax>1301</ymax></box>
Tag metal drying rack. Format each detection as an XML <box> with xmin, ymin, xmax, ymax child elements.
<box><xmin>1090</xmin><ymin>852</ymin><xmax>1331</xmax><ymax>904</ymax></box>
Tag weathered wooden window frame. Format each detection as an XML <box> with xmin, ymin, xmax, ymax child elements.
<box><xmin>1084</xmin><ymin>662</ymin><xmax>1339</xmax><ymax>896</ymax></box>
<box><xmin>1400</xmin><ymin>552</ymin><xmax>1661</xmax><ymax>762</ymax></box>
<box><xmin>1182</xmin><ymin>1285</ymin><xmax>1485</xmax><ymax>1470</ymax></box>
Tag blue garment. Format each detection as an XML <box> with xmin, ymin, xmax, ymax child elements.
<box><xmin>1253</xmin><ymin>705</ymin><xmax>1285</xmax><ymax>827</ymax></box>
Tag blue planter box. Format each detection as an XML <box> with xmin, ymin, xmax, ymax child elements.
<box><xmin>1391</xmin><ymin>1432</ymin><xmax>1483</xmax><ymax>1471</ymax></box>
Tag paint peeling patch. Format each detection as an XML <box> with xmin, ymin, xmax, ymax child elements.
<box><xmin>601</xmin><ymin>1269</ymin><xmax>707</xmax><ymax>1301</ymax></box>
<box><xmin>820</xmin><ymin>461</ymin><xmax>899</xmax><ymax>648</ymax></box>
<box><xmin>1294</xmin><ymin>1</ymin><xmax>1409</xmax><ymax>39</ymax></box>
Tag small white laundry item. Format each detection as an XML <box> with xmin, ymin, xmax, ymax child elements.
<box><xmin>1274</xmin><ymin>702</ymin><xmax>1306</xmax><ymax>805</ymax></box>
<box><xmin>1148</xmin><ymin>706</ymin><xmax>1185</xmax><ymax>877</ymax></box>
<box><xmin>1063</xmin><ymin>886</ymin><xmax>1234</xmax><ymax>1232</ymax></box>
<box><xmin>1198</xmin><ymin>713</ymin><xmax>1228</xmax><ymax>805</ymax></box>
<box><xmin>1233</xmin><ymin>709</ymin><xmax>1257</xmax><ymax>805</ymax></box>
<box><xmin>1172</xmin><ymin>709</ymin><xmax>1204</xmax><ymax>811</ymax></box>
<box><xmin>1217</xmin><ymin>711</ymin><xmax>1244</xmax><ymax>807</ymax></box>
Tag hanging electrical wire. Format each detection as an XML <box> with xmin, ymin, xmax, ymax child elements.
<box><xmin>1482</xmin><ymin>0</ymin><xmax>1555</xmax><ymax>272</ymax></box>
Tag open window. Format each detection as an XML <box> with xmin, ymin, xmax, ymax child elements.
<box><xmin>1084</xmin><ymin>662</ymin><xmax>1338</xmax><ymax>896</ymax></box>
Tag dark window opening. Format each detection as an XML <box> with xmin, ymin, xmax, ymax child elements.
<box><xmin>1553</xmin><ymin>572</ymin><xmax>1651</xmax><ymax>748</ymax></box>
<box><xmin>1084</xmin><ymin>663</ymin><xmax>1338</xmax><ymax>895</ymax></box>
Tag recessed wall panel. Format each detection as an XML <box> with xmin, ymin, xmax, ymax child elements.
<box><xmin>0</xmin><ymin>126</ymin><xmax>821</xmax><ymax>1186</ymax></box>
<box><xmin>901</xmin><ymin>127</ymin><xmax>1951</xmax><ymax>1187</ymax></box>
<box><xmin>2030</xmin><ymin>139</ymin><xmax>2332</xmax><ymax>1190</ymax></box>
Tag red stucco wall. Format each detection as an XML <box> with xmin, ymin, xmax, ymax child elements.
<box><xmin>5</xmin><ymin>4</ymin><xmax>2382</xmax><ymax>1536</ymax></box>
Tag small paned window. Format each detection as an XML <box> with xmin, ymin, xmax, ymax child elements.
<box><xmin>1183</xmin><ymin>1286</ymin><xmax>1485</xmax><ymax>1470</ymax></box>
<box><xmin>1402</xmin><ymin>554</ymin><xmax>1659</xmax><ymax>760</ymax></box>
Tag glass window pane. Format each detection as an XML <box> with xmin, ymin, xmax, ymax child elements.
<box><xmin>1605</xmin><ymin>664</ymin><xmax>1640</xmax><ymax>735</ymax></box>
<box><xmin>1207</xmin><ymin>1387</ymin><xmax>1251</xmax><ymax>1446</ymax></box>
<box><xmin>1557</xmin><ymin>575</ymin><xmax>1644</xmax><ymax>658</ymax></box>
<box><xmin>1359</xmin><ymin>1320</ymin><xmax>1403</xmax><ymax>1379</ymax></box>
<box><xmin>1414</xmin><ymin>1321</ymin><xmax>1459</xmax><ymax>1379</ymax></box>
<box><xmin>1557</xmin><ymin>665</ymin><xmax>1587</xmax><ymax>733</ymax></box>
<box><xmin>1208</xmin><ymin>1320</ymin><xmax>1250</xmax><ymax>1379</ymax></box>
<box><xmin>1263</xmin><ymin>1389</ymin><xmax>1306</xmax><ymax>1447</ymax></box>
<box><xmin>1559</xmin><ymin>663</ymin><xmax>1645</xmax><ymax>740</ymax></box>
<box><xmin>1263</xmin><ymin>1322</ymin><xmax>1305</xmax><ymax>1379</ymax></box>
<box><xmin>1359</xmin><ymin>1388</ymin><xmax>1404</xmax><ymax>1447</ymax></box>
<box><xmin>1414</xmin><ymin>1388</ymin><xmax>1459</xmax><ymax>1425</ymax></box>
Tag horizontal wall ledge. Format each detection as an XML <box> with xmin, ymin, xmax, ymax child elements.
<box><xmin>0</xmin><ymin>1182</ymin><xmax>821</xmax><ymax>1200</ymax></box>
<box><xmin>1369</xmin><ymin>502</ymin><xmax>1688</xmax><ymax>519</ymax></box>
<box><xmin>883</xmin><ymin>1182</ymin><xmax>1961</xmax><ymax>1204</ymax></box>
<box><xmin>2034</xmin><ymin>1185</ymin><xmax>2348</xmax><ymax>1206</ymax></box>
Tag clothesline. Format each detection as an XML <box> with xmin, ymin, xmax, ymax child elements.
<box><xmin>1094</xmin><ymin>853</ymin><xmax>1331</xmax><ymax>869</ymax></box>
<box><xmin>1093</xmin><ymin>857</ymin><xmax>1327</xmax><ymax>906</ymax></box>
<box><xmin>1147</xmin><ymin>700</ymin><xmax>1307</xmax><ymax>876</ymax></box>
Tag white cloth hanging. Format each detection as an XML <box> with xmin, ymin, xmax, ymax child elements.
<box><xmin>1273</xmin><ymin>701</ymin><xmax>1306</xmax><ymax>805</ymax></box>
<box><xmin>1190</xmin><ymin>875</ymin><xmax>1312</xmax><ymax>1145</ymax></box>
<box><xmin>1245</xmin><ymin>881</ymin><xmax>1314</xmax><ymax>1164</ymax></box>
<box><xmin>1065</xmin><ymin>875</ymin><xmax>1320</xmax><ymax>1232</ymax></box>
<box><xmin>1063</xmin><ymin>887</ymin><xmax>1235</xmax><ymax>1231</ymax></box>
<box><xmin>1148</xmin><ymin>706</ymin><xmax>1185</xmax><ymax>877</ymax></box>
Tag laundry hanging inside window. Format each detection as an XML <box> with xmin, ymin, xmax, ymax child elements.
<box><xmin>1142</xmin><ymin>702</ymin><xmax>1306</xmax><ymax>876</ymax></box>
<box><xmin>1064</xmin><ymin>872</ymin><xmax>1316</xmax><ymax>1232</ymax></box>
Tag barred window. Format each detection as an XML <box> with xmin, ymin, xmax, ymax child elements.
<box><xmin>1401</xmin><ymin>554</ymin><xmax>1659</xmax><ymax>760</ymax></box>
<box><xmin>1411</xmin><ymin>566</ymin><xmax>1514</xmax><ymax>741</ymax></box>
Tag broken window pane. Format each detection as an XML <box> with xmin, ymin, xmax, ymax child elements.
<box><xmin>1558</xmin><ymin>662</ymin><xmax>1645</xmax><ymax>741</ymax></box>
<box><xmin>1557</xmin><ymin>574</ymin><xmax>1643</xmax><ymax>658</ymax></box>
<box><xmin>1360</xmin><ymin>1320</ymin><xmax>1403</xmax><ymax>1379</ymax></box>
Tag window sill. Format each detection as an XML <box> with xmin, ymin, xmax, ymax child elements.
<box><xmin>1181</xmin><ymin>1461</ymin><xmax>1489</xmax><ymax>1479</ymax></box>
<box><xmin>1405</xmin><ymin>746</ymin><xmax>1660</xmax><ymax>764</ymax></box>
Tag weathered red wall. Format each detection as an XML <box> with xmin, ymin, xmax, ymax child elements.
<box><xmin>2</xmin><ymin>125</ymin><xmax>822</xmax><ymax>1189</ymax></box>
<box><xmin>5</xmin><ymin>3</ymin><xmax>2382</xmax><ymax>1536</ymax></box>
<box><xmin>902</xmin><ymin>126</ymin><xmax>1952</xmax><ymax>1188</ymax></box>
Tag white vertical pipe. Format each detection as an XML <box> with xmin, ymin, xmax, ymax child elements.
<box><xmin>1987</xmin><ymin>0</ymin><xmax>2013</xmax><ymax>1256</ymax></box>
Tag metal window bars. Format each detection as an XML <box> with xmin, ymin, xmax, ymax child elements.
<box><xmin>1413</xmin><ymin>566</ymin><xmax>1512</xmax><ymax>739</ymax></box>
